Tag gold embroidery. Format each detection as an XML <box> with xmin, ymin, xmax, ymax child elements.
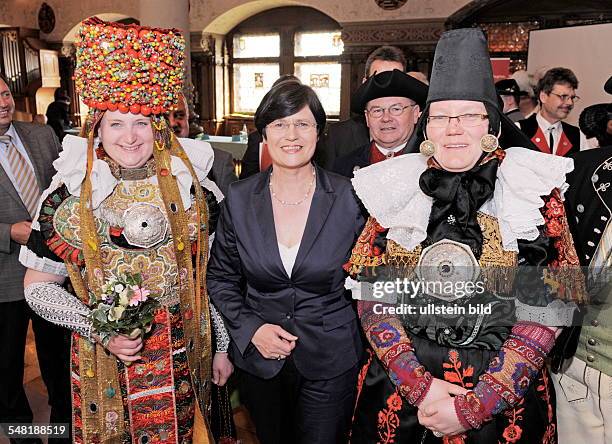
<box><xmin>385</xmin><ymin>213</ymin><xmax>518</xmax><ymax>294</ymax></box>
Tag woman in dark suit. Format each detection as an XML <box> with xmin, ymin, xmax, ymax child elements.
<box><xmin>207</xmin><ymin>82</ymin><xmax>364</xmax><ymax>443</ymax></box>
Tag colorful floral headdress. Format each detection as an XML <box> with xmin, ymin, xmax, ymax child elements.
<box><xmin>74</xmin><ymin>17</ymin><xmax>185</xmax><ymax>115</ymax></box>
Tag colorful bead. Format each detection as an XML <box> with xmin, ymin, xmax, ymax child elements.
<box><xmin>74</xmin><ymin>17</ymin><xmax>185</xmax><ymax>115</ymax></box>
<box><xmin>104</xmin><ymin>387</ymin><xmax>116</xmax><ymax>398</ymax></box>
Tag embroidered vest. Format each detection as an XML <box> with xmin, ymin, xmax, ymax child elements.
<box><xmin>518</xmin><ymin>114</ymin><xmax>580</xmax><ymax>157</ymax></box>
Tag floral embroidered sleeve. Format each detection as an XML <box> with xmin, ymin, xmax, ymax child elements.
<box><xmin>346</xmin><ymin>217</ymin><xmax>433</xmax><ymax>406</ymax></box>
<box><xmin>454</xmin><ymin>322</ymin><xmax>555</xmax><ymax>429</ymax></box>
<box><xmin>455</xmin><ymin>189</ymin><xmax>585</xmax><ymax>430</ymax></box>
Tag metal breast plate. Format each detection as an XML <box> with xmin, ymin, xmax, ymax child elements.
<box><xmin>415</xmin><ymin>239</ymin><xmax>481</xmax><ymax>301</ymax></box>
<box><xmin>122</xmin><ymin>203</ymin><xmax>168</xmax><ymax>248</ymax></box>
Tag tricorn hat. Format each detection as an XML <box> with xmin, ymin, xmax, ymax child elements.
<box><xmin>407</xmin><ymin>28</ymin><xmax>536</xmax><ymax>151</ymax></box>
<box><xmin>351</xmin><ymin>69</ymin><xmax>428</xmax><ymax>113</ymax></box>
<box><xmin>605</xmin><ymin>75</ymin><xmax>612</xmax><ymax>95</ymax></box>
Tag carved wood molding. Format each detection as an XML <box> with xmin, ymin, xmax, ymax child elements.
<box><xmin>341</xmin><ymin>20</ymin><xmax>445</xmax><ymax>48</ymax></box>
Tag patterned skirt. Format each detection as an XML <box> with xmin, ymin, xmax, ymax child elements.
<box><xmin>71</xmin><ymin>304</ymin><xmax>197</xmax><ymax>443</ymax></box>
<box><xmin>351</xmin><ymin>335</ymin><xmax>557</xmax><ymax>444</ymax></box>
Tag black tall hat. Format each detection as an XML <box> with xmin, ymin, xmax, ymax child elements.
<box><xmin>407</xmin><ymin>28</ymin><xmax>536</xmax><ymax>151</ymax></box>
<box><xmin>351</xmin><ymin>69</ymin><xmax>428</xmax><ymax>114</ymax></box>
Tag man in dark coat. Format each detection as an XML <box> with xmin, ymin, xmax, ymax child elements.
<box><xmin>332</xmin><ymin>69</ymin><xmax>427</xmax><ymax>177</ymax></box>
<box><xmin>169</xmin><ymin>93</ymin><xmax>237</xmax><ymax>195</ymax></box>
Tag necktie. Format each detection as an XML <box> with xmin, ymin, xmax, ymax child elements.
<box><xmin>0</xmin><ymin>134</ymin><xmax>39</xmax><ymax>216</ymax></box>
<box><xmin>548</xmin><ymin>127</ymin><xmax>555</xmax><ymax>154</ymax></box>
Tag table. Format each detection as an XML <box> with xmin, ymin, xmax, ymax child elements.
<box><xmin>198</xmin><ymin>135</ymin><xmax>248</xmax><ymax>160</ymax></box>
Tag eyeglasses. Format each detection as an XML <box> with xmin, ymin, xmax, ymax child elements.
<box><xmin>549</xmin><ymin>92</ymin><xmax>580</xmax><ymax>103</ymax></box>
<box><xmin>266</xmin><ymin>120</ymin><xmax>317</xmax><ymax>134</ymax></box>
<box><xmin>427</xmin><ymin>114</ymin><xmax>489</xmax><ymax>128</ymax></box>
<box><xmin>366</xmin><ymin>104</ymin><xmax>415</xmax><ymax>119</ymax></box>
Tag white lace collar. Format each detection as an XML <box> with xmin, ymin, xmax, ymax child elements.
<box><xmin>51</xmin><ymin>135</ymin><xmax>219</xmax><ymax>210</ymax></box>
<box><xmin>352</xmin><ymin>147</ymin><xmax>574</xmax><ymax>252</ymax></box>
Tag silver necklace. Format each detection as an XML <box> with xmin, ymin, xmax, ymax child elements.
<box><xmin>269</xmin><ymin>166</ymin><xmax>316</xmax><ymax>206</ymax></box>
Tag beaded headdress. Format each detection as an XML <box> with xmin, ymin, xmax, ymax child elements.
<box><xmin>67</xmin><ymin>18</ymin><xmax>212</xmax><ymax>443</ymax></box>
<box><xmin>74</xmin><ymin>17</ymin><xmax>185</xmax><ymax>115</ymax></box>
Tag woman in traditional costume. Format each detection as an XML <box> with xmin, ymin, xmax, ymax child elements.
<box><xmin>347</xmin><ymin>28</ymin><xmax>585</xmax><ymax>443</ymax></box>
<box><xmin>19</xmin><ymin>18</ymin><xmax>231</xmax><ymax>443</ymax></box>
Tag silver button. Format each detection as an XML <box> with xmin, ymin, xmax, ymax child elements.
<box><xmin>577</xmin><ymin>204</ymin><xmax>584</xmax><ymax>213</ymax></box>
<box><xmin>587</xmin><ymin>354</ymin><xmax>595</xmax><ymax>362</ymax></box>
<box><xmin>592</xmin><ymin>174</ymin><xmax>599</xmax><ymax>182</ymax></box>
<box><xmin>588</xmin><ymin>338</ymin><xmax>597</xmax><ymax>346</ymax></box>
<box><xmin>444</xmin><ymin>328</ymin><xmax>451</xmax><ymax>335</ymax></box>
<box><xmin>591</xmin><ymin>319</ymin><xmax>599</xmax><ymax>327</ymax></box>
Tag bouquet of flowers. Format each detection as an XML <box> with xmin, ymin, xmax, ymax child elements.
<box><xmin>89</xmin><ymin>273</ymin><xmax>160</xmax><ymax>345</ymax></box>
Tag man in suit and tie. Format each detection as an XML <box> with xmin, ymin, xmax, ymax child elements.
<box><xmin>0</xmin><ymin>75</ymin><xmax>70</xmax><ymax>443</ymax></box>
<box><xmin>517</xmin><ymin>67</ymin><xmax>588</xmax><ymax>157</ymax></box>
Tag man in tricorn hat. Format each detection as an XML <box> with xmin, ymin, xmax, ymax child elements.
<box><xmin>331</xmin><ymin>69</ymin><xmax>428</xmax><ymax>177</ymax></box>
<box><xmin>495</xmin><ymin>78</ymin><xmax>524</xmax><ymax>122</ymax></box>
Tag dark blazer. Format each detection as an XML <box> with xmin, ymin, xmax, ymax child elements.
<box><xmin>0</xmin><ymin>121</ymin><xmax>61</xmax><ymax>302</ymax></box>
<box><xmin>207</xmin><ymin>166</ymin><xmax>365</xmax><ymax>380</ymax></box>
<box><xmin>318</xmin><ymin>115</ymin><xmax>369</xmax><ymax>171</ymax></box>
<box><xmin>209</xmin><ymin>147</ymin><xmax>237</xmax><ymax>196</ymax></box>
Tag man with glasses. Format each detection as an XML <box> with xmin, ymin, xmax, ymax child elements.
<box><xmin>317</xmin><ymin>45</ymin><xmax>408</xmax><ymax>170</ymax></box>
<box><xmin>517</xmin><ymin>67</ymin><xmax>587</xmax><ymax>157</ymax></box>
<box><xmin>332</xmin><ymin>69</ymin><xmax>427</xmax><ymax>177</ymax></box>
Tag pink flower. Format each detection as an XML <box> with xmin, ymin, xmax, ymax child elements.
<box><xmin>129</xmin><ymin>286</ymin><xmax>150</xmax><ymax>306</ymax></box>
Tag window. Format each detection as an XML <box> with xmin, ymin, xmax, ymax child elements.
<box><xmin>231</xmin><ymin>33</ymin><xmax>280</xmax><ymax>114</ymax></box>
<box><xmin>228</xmin><ymin>9</ymin><xmax>344</xmax><ymax>117</ymax></box>
<box><xmin>294</xmin><ymin>62</ymin><xmax>341</xmax><ymax>115</ymax></box>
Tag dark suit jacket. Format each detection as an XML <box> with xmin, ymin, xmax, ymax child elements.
<box><xmin>209</xmin><ymin>147</ymin><xmax>237</xmax><ymax>196</ymax></box>
<box><xmin>331</xmin><ymin>141</ymin><xmax>371</xmax><ymax>178</ymax></box>
<box><xmin>207</xmin><ymin>166</ymin><xmax>365</xmax><ymax>380</ymax></box>
<box><xmin>0</xmin><ymin>122</ymin><xmax>61</xmax><ymax>302</ymax></box>
<box><xmin>318</xmin><ymin>115</ymin><xmax>369</xmax><ymax>171</ymax></box>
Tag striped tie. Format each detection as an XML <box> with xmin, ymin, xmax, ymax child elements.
<box><xmin>0</xmin><ymin>134</ymin><xmax>39</xmax><ymax>216</ymax></box>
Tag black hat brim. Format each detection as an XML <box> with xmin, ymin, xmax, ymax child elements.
<box><xmin>605</xmin><ymin>75</ymin><xmax>612</xmax><ymax>95</ymax></box>
<box><xmin>351</xmin><ymin>69</ymin><xmax>428</xmax><ymax>114</ymax></box>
